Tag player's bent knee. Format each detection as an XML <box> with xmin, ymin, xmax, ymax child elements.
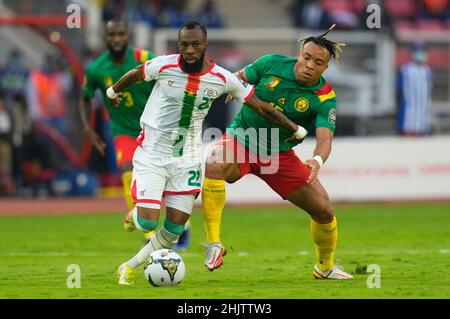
<box><xmin>205</xmin><ymin>161</ymin><xmax>225</xmax><ymax>179</ymax></box>
<box><xmin>135</xmin><ymin>215</ymin><xmax>159</xmax><ymax>233</ymax></box>
<box><xmin>313</xmin><ymin>205</ymin><xmax>334</xmax><ymax>223</ymax></box>
<box><xmin>133</xmin><ymin>208</ymin><xmax>159</xmax><ymax>232</ymax></box>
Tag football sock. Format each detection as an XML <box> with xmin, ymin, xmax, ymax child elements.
<box><xmin>202</xmin><ymin>177</ymin><xmax>226</xmax><ymax>243</ymax></box>
<box><xmin>127</xmin><ymin>220</ymin><xmax>182</xmax><ymax>269</ymax></box>
<box><xmin>121</xmin><ymin>171</ymin><xmax>134</xmax><ymax>210</ymax></box>
<box><xmin>311</xmin><ymin>216</ymin><xmax>338</xmax><ymax>272</ymax></box>
<box><xmin>133</xmin><ymin>209</ymin><xmax>159</xmax><ymax>233</ymax></box>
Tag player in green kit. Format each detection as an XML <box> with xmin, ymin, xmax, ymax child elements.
<box><xmin>79</xmin><ymin>20</ymin><xmax>190</xmax><ymax>248</ymax></box>
<box><xmin>202</xmin><ymin>25</ymin><xmax>353</xmax><ymax>279</ymax></box>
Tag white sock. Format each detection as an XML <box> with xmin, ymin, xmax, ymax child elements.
<box><xmin>126</xmin><ymin>227</ymin><xmax>180</xmax><ymax>269</ymax></box>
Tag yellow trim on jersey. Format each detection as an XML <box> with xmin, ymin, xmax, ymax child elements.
<box><xmin>140</xmin><ymin>50</ymin><xmax>149</xmax><ymax>63</ymax></box>
<box><xmin>318</xmin><ymin>90</ymin><xmax>336</xmax><ymax>103</ymax></box>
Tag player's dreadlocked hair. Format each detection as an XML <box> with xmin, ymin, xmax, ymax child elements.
<box><xmin>298</xmin><ymin>24</ymin><xmax>346</xmax><ymax>62</ymax></box>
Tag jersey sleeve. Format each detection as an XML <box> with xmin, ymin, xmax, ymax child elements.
<box><xmin>244</xmin><ymin>54</ymin><xmax>275</xmax><ymax>85</ymax></box>
<box><xmin>142</xmin><ymin>57</ymin><xmax>161</xmax><ymax>82</ymax></box>
<box><xmin>225</xmin><ymin>71</ymin><xmax>255</xmax><ymax>104</ymax></box>
<box><xmin>81</xmin><ymin>64</ymin><xmax>97</xmax><ymax>98</ymax></box>
<box><xmin>315</xmin><ymin>99</ymin><xmax>337</xmax><ymax>132</ymax></box>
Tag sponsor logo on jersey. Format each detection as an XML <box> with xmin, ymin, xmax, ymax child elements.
<box><xmin>203</xmin><ymin>88</ymin><xmax>218</xmax><ymax>97</ymax></box>
<box><xmin>265</xmin><ymin>77</ymin><xmax>281</xmax><ymax>91</ymax></box>
<box><xmin>328</xmin><ymin>108</ymin><xmax>336</xmax><ymax>125</ymax></box>
<box><xmin>294</xmin><ymin>97</ymin><xmax>309</xmax><ymax>112</ymax></box>
<box><xmin>168</xmin><ymin>80</ymin><xmax>175</xmax><ymax>87</ymax></box>
<box><xmin>104</xmin><ymin>76</ymin><xmax>113</xmax><ymax>87</ymax></box>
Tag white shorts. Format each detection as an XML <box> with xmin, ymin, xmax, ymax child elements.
<box><xmin>131</xmin><ymin>146</ymin><xmax>202</xmax><ymax>214</ymax></box>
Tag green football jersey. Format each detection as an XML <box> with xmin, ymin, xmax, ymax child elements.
<box><xmin>227</xmin><ymin>54</ymin><xmax>337</xmax><ymax>155</ymax></box>
<box><xmin>82</xmin><ymin>46</ymin><xmax>155</xmax><ymax>138</ymax></box>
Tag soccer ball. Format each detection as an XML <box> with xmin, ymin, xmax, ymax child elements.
<box><xmin>143</xmin><ymin>249</ymin><xmax>185</xmax><ymax>287</ymax></box>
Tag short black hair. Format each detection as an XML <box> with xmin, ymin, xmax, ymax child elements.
<box><xmin>105</xmin><ymin>19</ymin><xmax>128</xmax><ymax>31</ymax></box>
<box><xmin>178</xmin><ymin>21</ymin><xmax>207</xmax><ymax>39</ymax></box>
<box><xmin>299</xmin><ymin>24</ymin><xmax>345</xmax><ymax>62</ymax></box>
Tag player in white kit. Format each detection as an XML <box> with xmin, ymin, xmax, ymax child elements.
<box><xmin>107</xmin><ymin>21</ymin><xmax>307</xmax><ymax>285</ymax></box>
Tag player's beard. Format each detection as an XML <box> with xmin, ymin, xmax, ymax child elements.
<box><xmin>107</xmin><ymin>43</ymin><xmax>127</xmax><ymax>59</ymax></box>
<box><xmin>180</xmin><ymin>53</ymin><xmax>205</xmax><ymax>74</ymax></box>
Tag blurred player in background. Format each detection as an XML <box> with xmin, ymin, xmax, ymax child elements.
<box><xmin>79</xmin><ymin>20</ymin><xmax>190</xmax><ymax>249</ymax></box>
<box><xmin>397</xmin><ymin>42</ymin><xmax>433</xmax><ymax>136</ymax></box>
<box><xmin>108</xmin><ymin>21</ymin><xmax>306</xmax><ymax>285</ymax></box>
<box><xmin>202</xmin><ymin>25</ymin><xmax>353</xmax><ymax>279</ymax></box>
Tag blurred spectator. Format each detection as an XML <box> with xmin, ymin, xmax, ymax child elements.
<box><xmin>0</xmin><ymin>49</ymin><xmax>29</xmax><ymax>100</ymax></box>
<box><xmin>102</xmin><ymin>0</ymin><xmax>126</xmax><ymax>21</ymax></box>
<box><xmin>157</xmin><ymin>0</ymin><xmax>189</xmax><ymax>27</ymax></box>
<box><xmin>26</xmin><ymin>53</ymin><xmax>70</xmax><ymax>135</ymax></box>
<box><xmin>420</xmin><ymin>0</ymin><xmax>450</xmax><ymax>21</ymax></box>
<box><xmin>25</xmin><ymin>53</ymin><xmax>72</xmax><ymax>171</ymax></box>
<box><xmin>397</xmin><ymin>43</ymin><xmax>433</xmax><ymax>136</ymax></box>
<box><xmin>194</xmin><ymin>0</ymin><xmax>224</xmax><ymax>28</ymax></box>
<box><xmin>134</xmin><ymin>0</ymin><xmax>160</xmax><ymax>27</ymax></box>
<box><xmin>290</xmin><ymin>0</ymin><xmax>333</xmax><ymax>29</ymax></box>
<box><xmin>0</xmin><ymin>95</ymin><xmax>14</xmax><ymax>196</ymax></box>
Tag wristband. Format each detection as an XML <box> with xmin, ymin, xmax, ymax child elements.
<box><xmin>106</xmin><ymin>86</ymin><xmax>117</xmax><ymax>99</ymax></box>
<box><xmin>294</xmin><ymin>126</ymin><xmax>308</xmax><ymax>139</ymax></box>
<box><xmin>312</xmin><ymin>155</ymin><xmax>323</xmax><ymax>168</ymax></box>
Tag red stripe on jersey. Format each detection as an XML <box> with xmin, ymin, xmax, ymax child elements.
<box><xmin>142</xmin><ymin>61</ymin><xmax>147</xmax><ymax>80</ymax></box>
<box><xmin>314</xmin><ymin>82</ymin><xmax>333</xmax><ymax>96</ymax></box>
<box><xmin>131</xmin><ymin>180</ymin><xmax>137</xmax><ymax>204</ymax></box>
<box><xmin>244</xmin><ymin>86</ymin><xmax>255</xmax><ymax>103</ymax></box>
<box><xmin>208</xmin><ymin>70</ymin><xmax>226</xmax><ymax>83</ymax></box>
<box><xmin>136</xmin><ymin>129</ymin><xmax>145</xmax><ymax>147</ymax></box>
<box><xmin>186</xmin><ymin>74</ymin><xmax>201</xmax><ymax>94</ymax></box>
<box><xmin>159</xmin><ymin>63</ymin><xmax>179</xmax><ymax>73</ymax></box>
<box><xmin>133</xmin><ymin>48</ymin><xmax>141</xmax><ymax>62</ymax></box>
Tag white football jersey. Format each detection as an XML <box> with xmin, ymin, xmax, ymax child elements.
<box><xmin>137</xmin><ymin>54</ymin><xmax>254</xmax><ymax>160</ymax></box>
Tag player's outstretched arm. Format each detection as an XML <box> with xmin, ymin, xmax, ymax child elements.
<box><xmin>106</xmin><ymin>65</ymin><xmax>142</xmax><ymax>106</ymax></box>
<box><xmin>245</xmin><ymin>94</ymin><xmax>308</xmax><ymax>142</ymax></box>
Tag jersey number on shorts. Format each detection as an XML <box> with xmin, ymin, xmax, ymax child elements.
<box><xmin>188</xmin><ymin>170</ymin><xmax>201</xmax><ymax>187</ymax></box>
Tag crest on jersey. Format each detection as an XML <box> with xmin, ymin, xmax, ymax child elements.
<box><xmin>295</xmin><ymin>97</ymin><xmax>309</xmax><ymax>112</ymax></box>
<box><xmin>265</xmin><ymin>77</ymin><xmax>281</xmax><ymax>91</ymax></box>
<box><xmin>278</xmin><ymin>97</ymin><xmax>286</xmax><ymax>105</ymax></box>
<box><xmin>204</xmin><ymin>88</ymin><xmax>218</xmax><ymax>97</ymax></box>
<box><xmin>104</xmin><ymin>76</ymin><xmax>113</xmax><ymax>87</ymax></box>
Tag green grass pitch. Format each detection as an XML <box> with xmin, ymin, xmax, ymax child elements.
<box><xmin>0</xmin><ymin>203</ymin><xmax>449</xmax><ymax>298</ymax></box>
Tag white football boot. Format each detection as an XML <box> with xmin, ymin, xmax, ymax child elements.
<box><xmin>313</xmin><ymin>264</ymin><xmax>354</xmax><ymax>279</ymax></box>
<box><xmin>204</xmin><ymin>242</ymin><xmax>226</xmax><ymax>271</ymax></box>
